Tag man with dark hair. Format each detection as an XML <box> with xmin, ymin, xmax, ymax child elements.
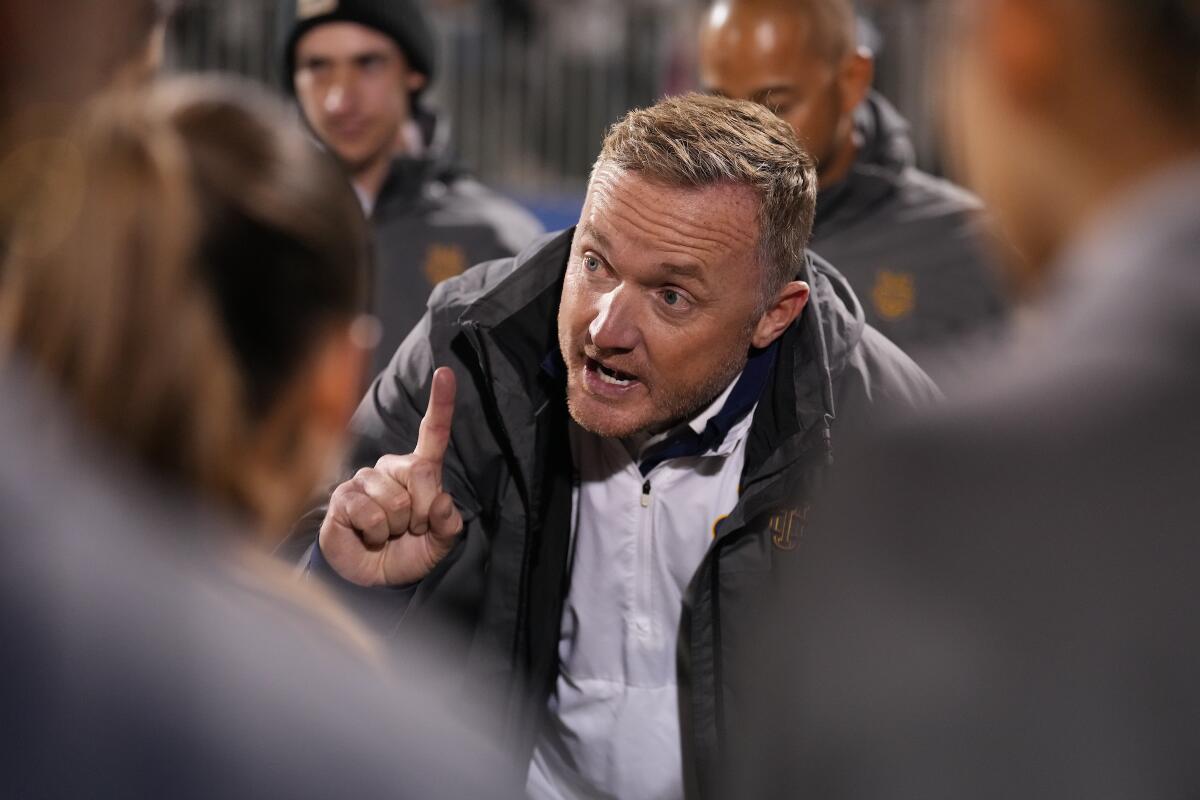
<box><xmin>282</xmin><ymin>0</ymin><xmax>542</xmax><ymax>374</ymax></box>
<box><xmin>291</xmin><ymin>93</ymin><xmax>938</xmax><ymax>798</ymax></box>
<box><xmin>750</xmin><ymin>0</ymin><xmax>1200</xmax><ymax>795</ymax></box>
<box><xmin>700</xmin><ymin>0</ymin><xmax>1009</xmax><ymax>372</ymax></box>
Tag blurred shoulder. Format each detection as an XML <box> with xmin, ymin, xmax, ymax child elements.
<box><xmin>429</xmin><ymin>173</ymin><xmax>545</xmax><ymax>254</ymax></box>
<box><xmin>894</xmin><ymin>166</ymin><xmax>984</xmax><ymax>220</ymax></box>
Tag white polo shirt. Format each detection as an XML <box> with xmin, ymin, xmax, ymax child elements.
<box><xmin>527</xmin><ymin>376</ymin><xmax>755</xmax><ymax>800</ymax></box>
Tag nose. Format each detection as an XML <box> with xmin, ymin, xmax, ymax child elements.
<box><xmin>323</xmin><ymin>73</ymin><xmax>354</xmax><ymax>116</ymax></box>
<box><xmin>588</xmin><ymin>286</ymin><xmax>640</xmax><ymax>353</ymax></box>
<box><xmin>324</xmin><ymin>84</ymin><xmax>346</xmax><ymax>115</ymax></box>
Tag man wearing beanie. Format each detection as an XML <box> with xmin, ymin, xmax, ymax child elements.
<box><xmin>283</xmin><ymin>0</ymin><xmax>543</xmax><ymax>375</ymax></box>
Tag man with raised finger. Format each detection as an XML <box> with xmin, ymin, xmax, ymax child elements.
<box><xmin>318</xmin><ymin>367</ymin><xmax>463</xmax><ymax>588</ymax></box>
<box><xmin>294</xmin><ymin>93</ymin><xmax>938</xmax><ymax>799</ymax></box>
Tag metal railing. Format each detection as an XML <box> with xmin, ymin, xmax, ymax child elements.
<box><xmin>164</xmin><ymin>0</ymin><xmax>947</xmax><ymax>203</ymax></box>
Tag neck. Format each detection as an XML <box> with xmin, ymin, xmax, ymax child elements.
<box><xmin>351</xmin><ymin>153</ymin><xmax>393</xmax><ymax>209</ymax></box>
<box><xmin>817</xmin><ymin>135</ymin><xmax>859</xmax><ymax>188</ymax></box>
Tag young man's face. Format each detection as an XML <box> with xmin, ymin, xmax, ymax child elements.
<box><xmin>699</xmin><ymin>4</ymin><xmax>859</xmax><ymax>183</ymax></box>
<box><xmin>557</xmin><ymin>166</ymin><xmax>770</xmax><ymax>439</ymax></box>
<box><xmin>293</xmin><ymin>22</ymin><xmax>424</xmax><ymax>177</ymax></box>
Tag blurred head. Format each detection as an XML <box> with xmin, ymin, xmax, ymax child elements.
<box><xmin>0</xmin><ymin>0</ymin><xmax>165</xmax><ymax>110</ymax></box>
<box><xmin>699</xmin><ymin>0</ymin><xmax>874</xmax><ymax>184</ymax></box>
<box><xmin>1</xmin><ymin>0</ymin><xmax>168</xmax><ymax>246</ymax></box>
<box><xmin>285</xmin><ymin>0</ymin><xmax>435</xmax><ymax>184</ymax></box>
<box><xmin>943</xmin><ymin>0</ymin><xmax>1200</xmax><ymax>291</ymax></box>
<box><xmin>0</xmin><ymin>76</ymin><xmax>373</xmax><ymax>535</ymax></box>
<box><xmin>292</xmin><ymin>22</ymin><xmax>426</xmax><ymax>180</ymax></box>
<box><xmin>558</xmin><ymin>93</ymin><xmax>815</xmax><ymax>439</ymax></box>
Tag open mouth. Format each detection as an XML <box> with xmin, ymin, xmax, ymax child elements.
<box><xmin>586</xmin><ymin>357</ymin><xmax>638</xmax><ymax>387</ymax></box>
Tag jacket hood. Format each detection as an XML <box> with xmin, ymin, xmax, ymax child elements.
<box><xmin>813</xmin><ymin>90</ymin><xmax>916</xmax><ymax>235</ymax></box>
<box><xmin>371</xmin><ymin>111</ymin><xmax>471</xmax><ymax>218</ymax></box>
<box><xmin>853</xmin><ymin>90</ymin><xmax>916</xmax><ymax>175</ymax></box>
<box><xmin>805</xmin><ymin>250</ymin><xmax>866</xmax><ymax>381</ymax></box>
<box><xmin>738</xmin><ymin>249</ymin><xmax>864</xmax><ymax>482</ymax></box>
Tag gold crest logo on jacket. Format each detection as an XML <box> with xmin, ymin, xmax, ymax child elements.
<box><xmin>423</xmin><ymin>243</ymin><xmax>468</xmax><ymax>286</ymax></box>
<box><xmin>872</xmin><ymin>269</ymin><xmax>917</xmax><ymax>321</ymax></box>
<box><xmin>769</xmin><ymin>506</ymin><xmax>809</xmax><ymax>551</ymax></box>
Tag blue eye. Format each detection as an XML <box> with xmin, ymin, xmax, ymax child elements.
<box><xmin>583</xmin><ymin>255</ymin><xmax>600</xmax><ymax>272</ymax></box>
<box><xmin>663</xmin><ymin>290</ymin><xmax>680</xmax><ymax>306</ymax></box>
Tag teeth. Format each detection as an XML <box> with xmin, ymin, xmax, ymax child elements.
<box><xmin>595</xmin><ymin>363</ymin><xmax>632</xmax><ymax>385</ymax></box>
<box><xmin>598</xmin><ymin>369</ymin><xmax>631</xmax><ymax>386</ymax></box>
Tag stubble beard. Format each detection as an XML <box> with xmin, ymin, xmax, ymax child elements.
<box><xmin>564</xmin><ymin>324</ymin><xmax>756</xmax><ymax>440</ymax></box>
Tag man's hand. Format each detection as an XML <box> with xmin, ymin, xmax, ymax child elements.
<box><xmin>318</xmin><ymin>367</ymin><xmax>465</xmax><ymax>587</ymax></box>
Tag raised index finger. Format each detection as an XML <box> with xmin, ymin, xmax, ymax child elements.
<box><xmin>413</xmin><ymin>366</ymin><xmax>456</xmax><ymax>463</ymax></box>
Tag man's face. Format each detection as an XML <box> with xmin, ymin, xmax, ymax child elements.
<box><xmin>699</xmin><ymin>5</ymin><xmax>852</xmax><ymax>180</ymax></box>
<box><xmin>293</xmin><ymin>22</ymin><xmax>421</xmax><ymax>176</ymax></box>
<box><xmin>557</xmin><ymin>166</ymin><xmax>765</xmax><ymax>439</ymax></box>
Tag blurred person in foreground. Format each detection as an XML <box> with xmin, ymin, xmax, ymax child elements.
<box><xmin>741</xmin><ymin>0</ymin><xmax>1200</xmax><ymax>796</ymax></box>
<box><xmin>700</xmin><ymin>0</ymin><xmax>1009</xmax><ymax>375</ymax></box>
<box><xmin>0</xmin><ymin>75</ymin><xmax>509</xmax><ymax>798</ymax></box>
<box><xmin>282</xmin><ymin>0</ymin><xmax>543</xmax><ymax>377</ymax></box>
<box><xmin>0</xmin><ymin>0</ymin><xmax>165</xmax><ymax>256</ymax></box>
<box><xmin>288</xmin><ymin>92</ymin><xmax>938</xmax><ymax>799</ymax></box>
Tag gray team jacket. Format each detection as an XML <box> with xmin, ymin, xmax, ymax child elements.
<box><xmin>293</xmin><ymin>230</ymin><xmax>939</xmax><ymax>798</ymax></box>
<box><xmin>809</xmin><ymin>91</ymin><xmax>1009</xmax><ymax>369</ymax></box>
<box><xmin>368</xmin><ymin>155</ymin><xmax>543</xmax><ymax>376</ymax></box>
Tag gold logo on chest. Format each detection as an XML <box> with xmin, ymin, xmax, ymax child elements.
<box><xmin>872</xmin><ymin>269</ymin><xmax>917</xmax><ymax>321</ymax></box>
<box><xmin>423</xmin><ymin>243</ymin><xmax>468</xmax><ymax>286</ymax></box>
<box><xmin>769</xmin><ymin>506</ymin><xmax>810</xmax><ymax>551</ymax></box>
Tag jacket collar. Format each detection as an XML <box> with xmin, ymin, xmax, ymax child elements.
<box><xmin>814</xmin><ymin>90</ymin><xmax>916</xmax><ymax>235</ymax></box>
<box><xmin>372</xmin><ymin>149</ymin><xmax>473</xmax><ymax>220</ymax></box>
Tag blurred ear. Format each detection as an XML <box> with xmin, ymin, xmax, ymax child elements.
<box><xmin>306</xmin><ymin>322</ymin><xmax>370</xmax><ymax>437</ymax></box>
<box><xmin>838</xmin><ymin>47</ymin><xmax>875</xmax><ymax>115</ymax></box>
<box><xmin>244</xmin><ymin>323</ymin><xmax>371</xmax><ymax>535</ymax></box>
<box><xmin>752</xmin><ymin>280</ymin><xmax>810</xmax><ymax>349</ymax></box>
<box><xmin>405</xmin><ymin>71</ymin><xmax>428</xmax><ymax>94</ymax></box>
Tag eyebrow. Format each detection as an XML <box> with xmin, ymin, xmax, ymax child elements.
<box><xmin>660</xmin><ymin>261</ymin><xmax>705</xmax><ymax>285</ymax></box>
<box><xmin>580</xmin><ymin>223</ymin><xmax>708</xmax><ymax>288</ymax></box>
<box><xmin>298</xmin><ymin>48</ymin><xmax>392</xmax><ymax>65</ymax></box>
<box><xmin>578</xmin><ymin>222</ymin><xmax>611</xmax><ymax>253</ymax></box>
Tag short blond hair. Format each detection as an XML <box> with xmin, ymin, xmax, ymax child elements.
<box><xmin>596</xmin><ymin>92</ymin><xmax>818</xmax><ymax>302</ymax></box>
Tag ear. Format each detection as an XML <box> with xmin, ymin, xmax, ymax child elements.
<box><xmin>838</xmin><ymin>47</ymin><xmax>875</xmax><ymax>115</ymax></box>
<box><xmin>405</xmin><ymin>71</ymin><xmax>428</xmax><ymax>94</ymax></box>
<box><xmin>752</xmin><ymin>281</ymin><xmax>810</xmax><ymax>349</ymax></box>
<box><xmin>305</xmin><ymin>323</ymin><xmax>370</xmax><ymax>437</ymax></box>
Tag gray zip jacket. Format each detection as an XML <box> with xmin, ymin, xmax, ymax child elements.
<box><xmin>810</xmin><ymin>91</ymin><xmax>1009</xmax><ymax>370</ymax></box>
<box><xmin>367</xmin><ymin>154</ymin><xmax>543</xmax><ymax>376</ymax></box>
<box><xmin>293</xmin><ymin>229</ymin><xmax>939</xmax><ymax>798</ymax></box>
